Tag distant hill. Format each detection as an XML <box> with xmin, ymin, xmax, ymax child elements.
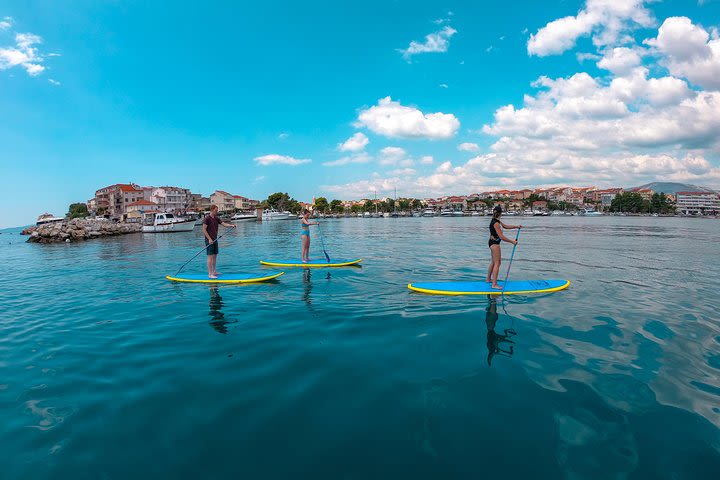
<box><xmin>632</xmin><ymin>182</ymin><xmax>716</xmax><ymax>194</ymax></box>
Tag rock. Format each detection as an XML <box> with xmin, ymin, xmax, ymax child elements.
<box><xmin>23</xmin><ymin>219</ymin><xmax>141</xmax><ymax>243</ymax></box>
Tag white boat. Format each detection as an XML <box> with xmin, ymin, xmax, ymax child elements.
<box><xmin>142</xmin><ymin>213</ymin><xmax>195</xmax><ymax>233</ymax></box>
<box><xmin>231</xmin><ymin>212</ymin><xmax>257</xmax><ymax>222</ymax></box>
<box><xmin>582</xmin><ymin>209</ymin><xmax>602</xmax><ymax>216</ymax></box>
<box><xmin>36</xmin><ymin>213</ymin><xmax>64</xmax><ymax>226</ymax></box>
<box><xmin>523</xmin><ymin>209</ymin><xmax>533</xmax><ymax>216</ymax></box>
<box><xmin>364</xmin><ymin>212</ymin><xmax>371</xmax><ymax>218</ymax></box>
<box><xmin>471</xmin><ymin>211</ymin><xmax>481</xmax><ymax>216</ymax></box>
<box><xmin>262</xmin><ymin>209</ymin><xmax>295</xmax><ymax>221</ymax></box>
<box><xmin>422</xmin><ymin>208</ymin><xmax>436</xmax><ymax>217</ymax></box>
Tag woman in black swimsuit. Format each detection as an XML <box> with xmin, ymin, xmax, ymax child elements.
<box><xmin>487</xmin><ymin>206</ymin><xmax>522</xmax><ymax>289</ymax></box>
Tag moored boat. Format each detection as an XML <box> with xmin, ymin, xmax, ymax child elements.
<box><xmin>142</xmin><ymin>213</ymin><xmax>195</xmax><ymax>233</ymax></box>
<box><xmin>36</xmin><ymin>213</ymin><xmax>65</xmax><ymax>226</ymax></box>
<box><xmin>262</xmin><ymin>209</ymin><xmax>295</xmax><ymax>221</ymax></box>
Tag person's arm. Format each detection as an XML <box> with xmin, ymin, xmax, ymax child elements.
<box><xmin>494</xmin><ymin>223</ymin><xmax>517</xmax><ymax>245</ymax></box>
<box><xmin>221</xmin><ymin>221</ymin><xmax>236</xmax><ymax>228</ymax></box>
<box><xmin>203</xmin><ymin>223</ymin><xmax>214</xmax><ymax>242</ymax></box>
<box><xmin>500</xmin><ymin>221</ymin><xmax>522</xmax><ymax>229</ymax></box>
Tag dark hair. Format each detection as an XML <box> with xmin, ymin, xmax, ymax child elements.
<box><xmin>302</xmin><ymin>209</ymin><xmax>310</xmax><ymax>215</ymax></box>
<box><xmin>210</xmin><ymin>205</ymin><xmax>218</xmax><ymax>211</ymax></box>
<box><xmin>493</xmin><ymin>205</ymin><xmax>502</xmax><ymax>219</ymax></box>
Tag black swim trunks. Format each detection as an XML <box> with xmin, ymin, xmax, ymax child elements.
<box><xmin>205</xmin><ymin>238</ymin><xmax>219</xmax><ymax>256</ymax></box>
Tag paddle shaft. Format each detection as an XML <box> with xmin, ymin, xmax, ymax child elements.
<box><xmin>315</xmin><ymin>213</ymin><xmax>331</xmax><ymax>263</ymax></box>
<box><xmin>501</xmin><ymin>228</ymin><xmax>521</xmax><ymax>293</ymax></box>
<box><xmin>174</xmin><ymin>228</ymin><xmax>232</xmax><ymax>276</ymax></box>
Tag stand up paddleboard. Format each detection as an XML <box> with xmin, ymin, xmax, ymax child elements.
<box><xmin>260</xmin><ymin>259</ymin><xmax>362</xmax><ymax>268</ymax></box>
<box><xmin>408</xmin><ymin>279</ymin><xmax>570</xmax><ymax>296</ymax></box>
<box><xmin>166</xmin><ymin>272</ymin><xmax>285</xmax><ymax>284</ymax></box>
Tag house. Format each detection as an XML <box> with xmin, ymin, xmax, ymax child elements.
<box><xmin>210</xmin><ymin>191</ymin><xmax>236</xmax><ymax>212</ymax></box>
<box><xmin>126</xmin><ymin>199</ymin><xmax>158</xmax><ymax>213</ymax></box>
<box><xmin>151</xmin><ymin>186</ymin><xmax>192</xmax><ymax>213</ymax></box>
<box><xmin>233</xmin><ymin>195</ymin><xmax>260</xmax><ymax>210</ymax></box>
<box><xmin>94</xmin><ymin>183</ymin><xmax>145</xmax><ymax>218</ymax></box>
<box><xmin>532</xmin><ymin>200</ymin><xmax>548</xmax><ymax>211</ymax></box>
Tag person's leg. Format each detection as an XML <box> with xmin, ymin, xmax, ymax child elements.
<box><xmin>209</xmin><ymin>255</ymin><xmax>218</xmax><ymax>278</ymax></box>
<box><xmin>302</xmin><ymin>236</ymin><xmax>309</xmax><ymax>262</ymax></box>
<box><xmin>491</xmin><ymin>245</ymin><xmax>502</xmax><ymax>289</ymax></box>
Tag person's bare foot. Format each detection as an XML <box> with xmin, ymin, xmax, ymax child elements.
<box><xmin>213</xmin><ymin>272</ymin><xmax>221</xmax><ymax>276</ymax></box>
<box><xmin>491</xmin><ymin>284</ymin><xmax>503</xmax><ymax>290</ymax></box>
<box><xmin>209</xmin><ymin>274</ymin><xmax>218</xmax><ymax>279</ymax></box>
<box><xmin>485</xmin><ymin>277</ymin><xmax>492</xmax><ymax>283</ymax></box>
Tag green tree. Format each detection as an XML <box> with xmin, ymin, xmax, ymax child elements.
<box><xmin>364</xmin><ymin>200</ymin><xmax>374</xmax><ymax>212</ymax></box>
<box><xmin>330</xmin><ymin>199</ymin><xmax>344</xmax><ymax>214</ymax></box>
<box><xmin>610</xmin><ymin>192</ymin><xmax>649</xmax><ymax>213</ymax></box>
<box><xmin>68</xmin><ymin>203</ymin><xmax>88</xmax><ymax>219</ymax></box>
<box><xmin>398</xmin><ymin>199</ymin><xmax>411</xmax><ymax>211</ymax></box>
<box><xmin>350</xmin><ymin>204</ymin><xmax>362</xmax><ymax>213</ymax></box>
<box><xmin>412</xmin><ymin>199</ymin><xmax>423</xmax><ymax>210</ymax></box>
<box><xmin>314</xmin><ymin>197</ymin><xmax>329</xmax><ymax>213</ymax></box>
<box><xmin>265</xmin><ymin>192</ymin><xmax>301</xmax><ymax>213</ymax></box>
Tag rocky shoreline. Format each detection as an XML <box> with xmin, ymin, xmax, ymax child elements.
<box><xmin>22</xmin><ymin>219</ymin><xmax>142</xmax><ymax>243</ymax></box>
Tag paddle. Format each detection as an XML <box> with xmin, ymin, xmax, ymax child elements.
<box><xmin>501</xmin><ymin>228</ymin><xmax>521</xmax><ymax>294</ymax></box>
<box><xmin>315</xmin><ymin>213</ymin><xmax>331</xmax><ymax>263</ymax></box>
<box><xmin>174</xmin><ymin>227</ymin><xmax>233</xmax><ymax>276</ymax></box>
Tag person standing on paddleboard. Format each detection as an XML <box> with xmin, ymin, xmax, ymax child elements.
<box><xmin>487</xmin><ymin>205</ymin><xmax>521</xmax><ymax>289</ymax></box>
<box><xmin>300</xmin><ymin>209</ymin><xmax>319</xmax><ymax>263</ymax></box>
<box><xmin>203</xmin><ymin>205</ymin><xmax>236</xmax><ymax>279</ymax></box>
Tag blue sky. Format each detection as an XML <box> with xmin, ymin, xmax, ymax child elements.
<box><xmin>2</xmin><ymin>0</ymin><xmax>720</xmax><ymax>227</ymax></box>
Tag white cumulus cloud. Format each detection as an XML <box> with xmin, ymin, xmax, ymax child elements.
<box><xmin>0</xmin><ymin>31</ymin><xmax>47</xmax><ymax>76</ymax></box>
<box><xmin>323</xmin><ymin>152</ymin><xmax>372</xmax><ymax>167</ymax></box>
<box><xmin>400</xmin><ymin>26</ymin><xmax>457</xmax><ymax>61</ymax></box>
<box><xmin>645</xmin><ymin>17</ymin><xmax>720</xmax><ymax>90</ymax></box>
<box><xmin>254</xmin><ymin>154</ymin><xmax>311</xmax><ymax>166</ymax></box>
<box><xmin>355</xmin><ymin>96</ymin><xmax>460</xmax><ymax>140</ymax></box>
<box><xmin>458</xmin><ymin>142</ymin><xmax>480</xmax><ymax>152</ymax></box>
<box><xmin>338</xmin><ymin>132</ymin><xmax>369</xmax><ymax>152</ymax></box>
<box><xmin>597</xmin><ymin>47</ymin><xmax>643</xmax><ymax>75</ymax></box>
<box><xmin>528</xmin><ymin>0</ymin><xmax>654</xmax><ymax>57</ymax></box>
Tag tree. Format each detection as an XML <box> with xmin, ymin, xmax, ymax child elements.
<box><xmin>265</xmin><ymin>192</ymin><xmax>302</xmax><ymax>213</ymax></box>
<box><xmin>68</xmin><ymin>203</ymin><xmax>88</xmax><ymax>219</ymax></box>
<box><xmin>412</xmin><ymin>199</ymin><xmax>423</xmax><ymax>210</ymax></box>
<box><xmin>350</xmin><ymin>204</ymin><xmax>362</xmax><ymax>213</ymax></box>
<box><xmin>610</xmin><ymin>192</ymin><xmax>649</xmax><ymax>213</ymax></box>
<box><xmin>330</xmin><ymin>199</ymin><xmax>344</xmax><ymax>214</ymax></box>
<box><xmin>398</xmin><ymin>199</ymin><xmax>411</xmax><ymax>211</ymax></box>
<box><xmin>364</xmin><ymin>200</ymin><xmax>374</xmax><ymax>212</ymax></box>
<box><xmin>314</xmin><ymin>197</ymin><xmax>329</xmax><ymax>213</ymax></box>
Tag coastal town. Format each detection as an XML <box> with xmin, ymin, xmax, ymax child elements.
<box><xmin>34</xmin><ymin>182</ymin><xmax>720</xmax><ymax>227</ymax></box>
<box><xmin>21</xmin><ymin>181</ymin><xmax>718</xmax><ymax>243</ymax></box>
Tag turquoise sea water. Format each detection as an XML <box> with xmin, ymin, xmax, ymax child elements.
<box><xmin>1</xmin><ymin>216</ymin><xmax>719</xmax><ymax>479</ymax></box>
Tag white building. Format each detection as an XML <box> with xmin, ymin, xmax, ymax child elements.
<box><xmin>151</xmin><ymin>186</ymin><xmax>191</xmax><ymax>213</ymax></box>
<box><xmin>675</xmin><ymin>191</ymin><xmax>720</xmax><ymax>215</ymax></box>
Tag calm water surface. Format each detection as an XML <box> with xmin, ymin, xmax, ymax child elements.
<box><xmin>1</xmin><ymin>216</ymin><xmax>719</xmax><ymax>479</ymax></box>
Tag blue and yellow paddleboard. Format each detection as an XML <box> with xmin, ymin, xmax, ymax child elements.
<box><xmin>260</xmin><ymin>259</ymin><xmax>362</xmax><ymax>268</ymax></box>
<box><xmin>408</xmin><ymin>279</ymin><xmax>570</xmax><ymax>296</ymax></box>
<box><xmin>166</xmin><ymin>272</ymin><xmax>285</xmax><ymax>284</ymax></box>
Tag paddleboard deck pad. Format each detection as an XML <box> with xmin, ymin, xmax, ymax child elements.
<box><xmin>166</xmin><ymin>272</ymin><xmax>284</xmax><ymax>284</ymax></box>
<box><xmin>260</xmin><ymin>259</ymin><xmax>362</xmax><ymax>267</ymax></box>
<box><xmin>408</xmin><ymin>279</ymin><xmax>570</xmax><ymax>295</ymax></box>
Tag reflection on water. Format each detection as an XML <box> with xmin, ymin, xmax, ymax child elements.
<box><xmin>485</xmin><ymin>296</ymin><xmax>517</xmax><ymax>366</ymax></box>
<box><xmin>208</xmin><ymin>287</ymin><xmax>234</xmax><ymax>334</ymax></box>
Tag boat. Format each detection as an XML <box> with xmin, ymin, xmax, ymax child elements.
<box><xmin>421</xmin><ymin>208</ymin><xmax>436</xmax><ymax>217</ymax></box>
<box><xmin>231</xmin><ymin>212</ymin><xmax>257</xmax><ymax>222</ymax></box>
<box><xmin>142</xmin><ymin>213</ymin><xmax>195</xmax><ymax>233</ymax></box>
<box><xmin>440</xmin><ymin>210</ymin><xmax>454</xmax><ymax>217</ymax></box>
<box><xmin>364</xmin><ymin>212</ymin><xmax>371</xmax><ymax>218</ymax></box>
<box><xmin>582</xmin><ymin>209</ymin><xmax>602</xmax><ymax>216</ymax></box>
<box><xmin>262</xmin><ymin>209</ymin><xmax>295</xmax><ymax>221</ymax></box>
<box><xmin>36</xmin><ymin>213</ymin><xmax>65</xmax><ymax>226</ymax></box>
